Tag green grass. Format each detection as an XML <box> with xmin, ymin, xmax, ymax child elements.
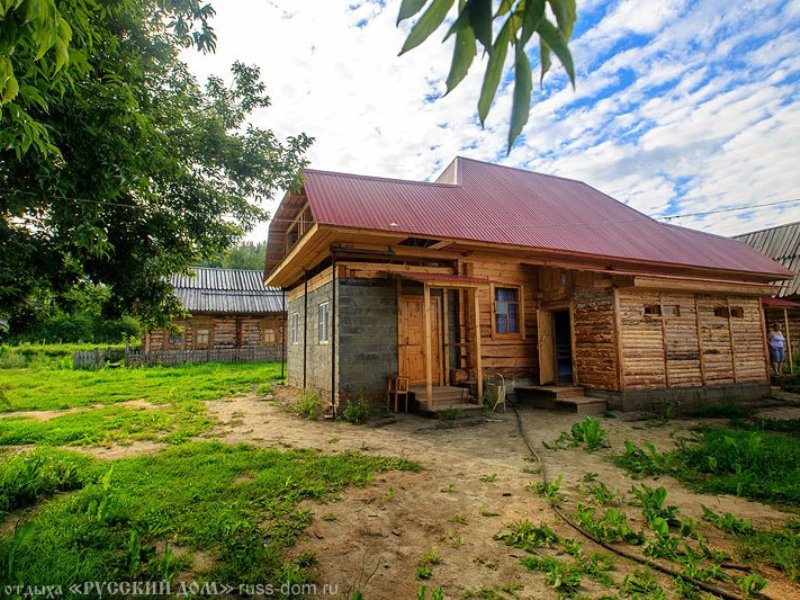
<box><xmin>0</xmin><ymin>362</ymin><xmax>282</xmax><ymax>413</ymax></box>
<box><xmin>0</xmin><ymin>343</ymin><xmax>138</xmax><ymax>369</ymax></box>
<box><xmin>0</xmin><ymin>402</ymin><xmax>215</xmax><ymax>447</ymax></box>
<box><xmin>614</xmin><ymin>428</ymin><xmax>800</xmax><ymax>505</ymax></box>
<box><xmin>0</xmin><ymin>443</ymin><xmax>420</xmax><ymax>589</ymax></box>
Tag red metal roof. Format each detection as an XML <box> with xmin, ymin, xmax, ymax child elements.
<box><xmin>300</xmin><ymin>157</ymin><xmax>794</xmax><ymax>278</ymax></box>
<box><xmin>762</xmin><ymin>296</ymin><xmax>800</xmax><ymax>307</ymax></box>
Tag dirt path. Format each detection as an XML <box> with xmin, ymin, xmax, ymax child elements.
<box><xmin>202</xmin><ymin>394</ymin><xmax>800</xmax><ymax>599</ymax></box>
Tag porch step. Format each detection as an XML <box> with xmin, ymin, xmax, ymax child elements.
<box><xmin>409</xmin><ymin>385</ymin><xmax>469</xmax><ymax>407</ymax></box>
<box><xmin>514</xmin><ymin>385</ymin><xmax>607</xmax><ymax>416</ymax></box>
<box><xmin>415</xmin><ymin>402</ymin><xmax>486</xmax><ymax>419</ymax></box>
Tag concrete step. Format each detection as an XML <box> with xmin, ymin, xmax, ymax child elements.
<box><xmin>414</xmin><ymin>402</ymin><xmax>485</xmax><ymax>419</ymax></box>
<box><xmin>514</xmin><ymin>385</ymin><xmax>605</xmax><ymax>414</ymax></box>
<box><xmin>409</xmin><ymin>386</ymin><xmax>469</xmax><ymax>406</ymax></box>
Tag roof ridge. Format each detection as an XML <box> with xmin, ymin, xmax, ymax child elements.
<box><xmin>303</xmin><ymin>167</ymin><xmax>461</xmax><ymax>188</ymax></box>
<box><xmin>455</xmin><ymin>156</ymin><xmax>590</xmax><ymax>185</ymax></box>
<box><xmin>188</xmin><ymin>266</ymin><xmax>263</xmax><ymax>275</ymax></box>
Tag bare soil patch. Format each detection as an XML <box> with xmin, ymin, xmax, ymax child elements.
<box><xmin>203</xmin><ymin>392</ymin><xmax>800</xmax><ymax>598</ymax></box>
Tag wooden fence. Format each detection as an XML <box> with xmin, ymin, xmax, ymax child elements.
<box><xmin>73</xmin><ymin>346</ymin><xmax>283</xmax><ymax>369</ymax></box>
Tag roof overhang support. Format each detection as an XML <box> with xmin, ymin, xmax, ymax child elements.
<box><xmin>423</xmin><ymin>284</ymin><xmax>434</xmax><ymax>411</ymax></box>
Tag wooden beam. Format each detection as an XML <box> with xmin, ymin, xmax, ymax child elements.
<box><xmin>474</xmin><ymin>288</ymin><xmax>483</xmax><ymax>404</ymax></box>
<box><xmin>660</xmin><ymin>292</ymin><xmax>670</xmax><ymax>388</ymax></box>
<box><xmin>423</xmin><ymin>284</ymin><xmax>434</xmax><ymax>410</ymax></box>
<box><xmin>429</xmin><ymin>240</ymin><xmax>454</xmax><ymax>250</ymax></box>
<box><xmin>612</xmin><ymin>288</ymin><xmax>625</xmax><ymax>390</ymax></box>
<box><xmin>785</xmin><ymin>307</ymin><xmax>794</xmax><ymax>373</ymax></box>
<box><xmin>443</xmin><ymin>290</ymin><xmax>450</xmax><ymax>386</ymax></box>
<box><xmin>726</xmin><ymin>296</ymin><xmax>738</xmax><ymax>383</ymax></box>
<box><xmin>694</xmin><ymin>295</ymin><xmax>707</xmax><ymax>386</ymax></box>
<box><xmin>632</xmin><ymin>276</ymin><xmax>776</xmax><ymax>296</ymax></box>
<box><xmin>569</xmin><ymin>302</ymin><xmax>578</xmax><ymax>385</ymax></box>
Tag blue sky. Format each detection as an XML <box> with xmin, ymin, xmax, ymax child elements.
<box><xmin>184</xmin><ymin>0</ymin><xmax>800</xmax><ymax>242</ymax></box>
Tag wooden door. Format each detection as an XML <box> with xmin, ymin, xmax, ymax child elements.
<box><xmin>399</xmin><ymin>296</ymin><xmax>441</xmax><ymax>385</ymax></box>
<box><xmin>537</xmin><ymin>309</ymin><xmax>556</xmax><ymax>385</ymax></box>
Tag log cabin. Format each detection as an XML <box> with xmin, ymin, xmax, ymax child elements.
<box><xmin>263</xmin><ymin>157</ymin><xmax>794</xmax><ymax>415</ymax></box>
<box><xmin>734</xmin><ymin>221</ymin><xmax>800</xmax><ymax>371</ymax></box>
<box><xmin>142</xmin><ymin>267</ymin><xmax>285</xmax><ymax>352</ymax></box>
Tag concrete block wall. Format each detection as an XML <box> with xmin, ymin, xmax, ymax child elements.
<box><xmin>337</xmin><ymin>278</ymin><xmax>398</xmax><ymax>401</ymax></box>
<box><xmin>286</xmin><ymin>277</ymin><xmax>398</xmax><ymax>404</ymax></box>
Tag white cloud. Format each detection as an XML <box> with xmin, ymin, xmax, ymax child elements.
<box><xmin>182</xmin><ymin>0</ymin><xmax>800</xmax><ymax>244</ymax></box>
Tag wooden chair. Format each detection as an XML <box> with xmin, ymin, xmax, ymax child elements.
<box><xmin>386</xmin><ymin>375</ymin><xmax>410</xmax><ymax>413</ymax></box>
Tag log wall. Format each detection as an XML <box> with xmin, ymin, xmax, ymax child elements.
<box><xmin>143</xmin><ymin>314</ymin><xmax>284</xmax><ymax>351</ymax></box>
<box><xmin>618</xmin><ymin>291</ymin><xmax>767</xmax><ymax>389</ymax></box>
<box><xmin>573</xmin><ymin>287</ymin><xmax>618</xmax><ymax>390</ymax></box>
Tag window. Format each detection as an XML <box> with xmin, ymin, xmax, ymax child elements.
<box><xmin>318</xmin><ymin>302</ymin><xmax>329</xmax><ymax>343</ymax></box>
<box><xmin>262</xmin><ymin>328</ymin><xmax>276</xmax><ymax>344</ymax></box>
<box><xmin>643</xmin><ymin>305</ymin><xmax>662</xmax><ymax>316</ymax></box>
<box><xmin>713</xmin><ymin>306</ymin><xmax>743</xmax><ymax>318</ymax></box>
<box><xmin>168</xmin><ymin>332</ymin><xmax>183</xmax><ymax>345</ymax></box>
<box><xmin>494</xmin><ymin>287</ymin><xmax>520</xmax><ymax>335</ymax></box>
<box><xmin>291</xmin><ymin>312</ymin><xmax>299</xmax><ymax>343</ymax></box>
<box><xmin>195</xmin><ymin>329</ymin><xmax>210</xmax><ymax>348</ymax></box>
<box><xmin>662</xmin><ymin>305</ymin><xmax>681</xmax><ymax>317</ymax></box>
<box><xmin>730</xmin><ymin>307</ymin><xmax>744</xmax><ymax>318</ymax></box>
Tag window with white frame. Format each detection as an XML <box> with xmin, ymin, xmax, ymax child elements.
<box><xmin>291</xmin><ymin>312</ymin><xmax>299</xmax><ymax>343</ymax></box>
<box><xmin>318</xmin><ymin>302</ymin><xmax>329</xmax><ymax>343</ymax></box>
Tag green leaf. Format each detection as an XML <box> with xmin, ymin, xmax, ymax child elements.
<box><xmin>1</xmin><ymin>74</ymin><xmax>19</xmax><ymax>104</ymax></box>
<box><xmin>537</xmin><ymin>19</ymin><xmax>575</xmax><ymax>86</ymax></box>
<box><xmin>520</xmin><ymin>0</ymin><xmax>546</xmax><ymax>47</ymax></box>
<box><xmin>507</xmin><ymin>43</ymin><xmax>532</xmax><ymax>153</ymax></box>
<box><xmin>547</xmin><ymin>0</ymin><xmax>577</xmax><ymax>38</ymax></box>
<box><xmin>397</xmin><ymin>0</ymin><xmax>428</xmax><ymax>24</ymax></box>
<box><xmin>477</xmin><ymin>19</ymin><xmax>511</xmax><ymax>125</ymax></box>
<box><xmin>400</xmin><ymin>0</ymin><xmax>455</xmax><ymax>55</ymax></box>
<box><xmin>495</xmin><ymin>0</ymin><xmax>514</xmax><ymax>18</ymax></box>
<box><xmin>444</xmin><ymin>11</ymin><xmax>477</xmax><ymax>94</ymax></box>
<box><xmin>466</xmin><ymin>0</ymin><xmax>492</xmax><ymax>50</ymax></box>
<box><xmin>539</xmin><ymin>39</ymin><xmax>552</xmax><ymax>83</ymax></box>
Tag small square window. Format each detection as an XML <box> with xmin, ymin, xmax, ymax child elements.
<box><xmin>318</xmin><ymin>302</ymin><xmax>329</xmax><ymax>343</ymax></box>
<box><xmin>643</xmin><ymin>305</ymin><xmax>661</xmax><ymax>316</ymax></box>
<box><xmin>730</xmin><ymin>307</ymin><xmax>744</xmax><ymax>318</ymax></box>
<box><xmin>662</xmin><ymin>305</ymin><xmax>680</xmax><ymax>317</ymax></box>
<box><xmin>263</xmin><ymin>328</ymin><xmax>276</xmax><ymax>344</ymax></box>
<box><xmin>714</xmin><ymin>307</ymin><xmax>730</xmax><ymax>318</ymax></box>
<box><xmin>195</xmin><ymin>328</ymin><xmax>210</xmax><ymax>348</ymax></box>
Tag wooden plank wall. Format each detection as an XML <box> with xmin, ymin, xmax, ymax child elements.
<box><xmin>467</xmin><ymin>259</ymin><xmax>538</xmax><ymax>379</ymax></box>
<box><xmin>619</xmin><ymin>290</ymin><xmax>767</xmax><ymax>389</ymax></box>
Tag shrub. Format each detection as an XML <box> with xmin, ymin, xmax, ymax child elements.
<box><xmin>341</xmin><ymin>395</ymin><xmax>371</xmax><ymax>424</ymax></box>
<box><xmin>293</xmin><ymin>391</ymin><xmax>323</xmax><ymax>420</ymax></box>
<box><xmin>255</xmin><ymin>383</ymin><xmax>272</xmax><ymax>396</ymax></box>
<box><xmin>0</xmin><ymin>353</ymin><xmax>28</xmax><ymax>369</ymax></box>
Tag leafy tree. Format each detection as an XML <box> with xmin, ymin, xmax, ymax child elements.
<box><xmin>0</xmin><ymin>1</ymin><xmax>311</xmax><ymax>330</ymax></box>
<box><xmin>198</xmin><ymin>241</ymin><xmax>267</xmax><ymax>271</ymax></box>
<box><xmin>398</xmin><ymin>0</ymin><xmax>577</xmax><ymax>151</ymax></box>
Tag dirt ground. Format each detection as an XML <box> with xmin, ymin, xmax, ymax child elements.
<box><xmin>6</xmin><ymin>390</ymin><xmax>800</xmax><ymax>598</ymax></box>
<box><xmin>201</xmin><ymin>392</ymin><xmax>800</xmax><ymax>599</ymax></box>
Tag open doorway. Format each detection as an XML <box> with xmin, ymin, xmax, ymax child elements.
<box><xmin>553</xmin><ymin>310</ymin><xmax>573</xmax><ymax>384</ymax></box>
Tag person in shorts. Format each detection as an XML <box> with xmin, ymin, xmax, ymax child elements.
<box><xmin>768</xmin><ymin>322</ymin><xmax>786</xmax><ymax>376</ymax></box>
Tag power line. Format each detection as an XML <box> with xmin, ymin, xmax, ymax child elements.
<box><xmin>658</xmin><ymin>198</ymin><xmax>800</xmax><ymax>220</ymax></box>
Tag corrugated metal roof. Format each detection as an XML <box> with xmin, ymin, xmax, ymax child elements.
<box><xmin>171</xmin><ymin>268</ymin><xmax>284</xmax><ymax>314</ymax></box>
<box><xmin>762</xmin><ymin>296</ymin><xmax>800</xmax><ymax>307</ymax></box>
<box><xmin>298</xmin><ymin>157</ymin><xmax>792</xmax><ymax>278</ymax></box>
<box><xmin>734</xmin><ymin>222</ymin><xmax>800</xmax><ymax>297</ymax></box>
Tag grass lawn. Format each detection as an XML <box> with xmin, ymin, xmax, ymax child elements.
<box><xmin>0</xmin><ymin>362</ymin><xmax>282</xmax><ymax>412</ymax></box>
<box><xmin>1</xmin><ymin>443</ymin><xmax>420</xmax><ymax>592</ymax></box>
<box><xmin>613</xmin><ymin>425</ymin><xmax>800</xmax><ymax>581</ymax></box>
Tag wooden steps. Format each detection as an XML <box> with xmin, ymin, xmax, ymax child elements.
<box><xmin>409</xmin><ymin>386</ymin><xmax>483</xmax><ymax>418</ymax></box>
<box><xmin>514</xmin><ymin>385</ymin><xmax>607</xmax><ymax>416</ymax></box>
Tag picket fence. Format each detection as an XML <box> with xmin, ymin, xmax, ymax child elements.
<box><xmin>72</xmin><ymin>346</ymin><xmax>283</xmax><ymax>369</ymax></box>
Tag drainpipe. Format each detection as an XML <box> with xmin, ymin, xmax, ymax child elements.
<box><xmin>303</xmin><ymin>270</ymin><xmax>308</xmax><ymax>389</ymax></box>
<box><xmin>281</xmin><ymin>290</ymin><xmax>286</xmax><ymax>381</ymax></box>
<box><xmin>331</xmin><ymin>253</ymin><xmax>337</xmax><ymax>418</ymax></box>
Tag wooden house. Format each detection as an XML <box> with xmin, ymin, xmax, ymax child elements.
<box><xmin>143</xmin><ymin>267</ymin><xmax>285</xmax><ymax>352</ymax></box>
<box><xmin>734</xmin><ymin>221</ymin><xmax>800</xmax><ymax>371</ymax></box>
<box><xmin>263</xmin><ymin>158</ymin><xmax>793</xmax><ymax>414</ymax></box>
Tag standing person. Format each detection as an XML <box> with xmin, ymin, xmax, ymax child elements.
<box><xmin>768</xmin><ymin>322</ymin><xmax>787</xmax><ymax>376</ymax></box>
